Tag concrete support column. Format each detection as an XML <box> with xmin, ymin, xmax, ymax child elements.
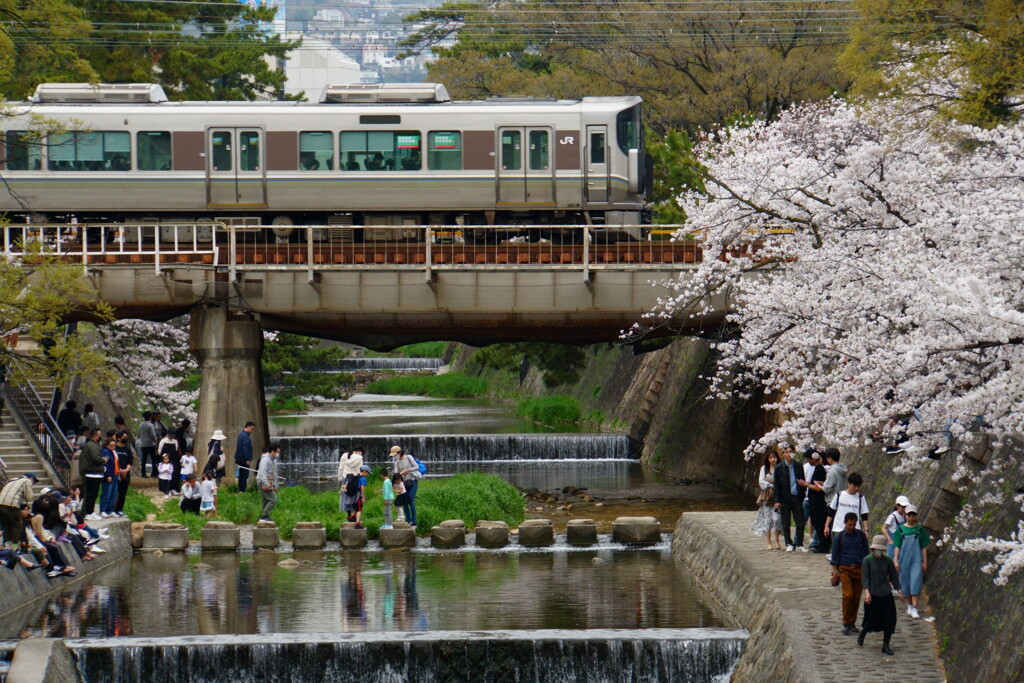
<box><xmin>189</xmin><ymin>307</ymin><xmax>268</xmax><ymax>483</ymax></box>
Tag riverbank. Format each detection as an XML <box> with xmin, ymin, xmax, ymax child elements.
<box><xmin>673</xmin><ymin>511</ymin><xmax>946</xmax><ymax>683</ymax></box>
<box><xmin>0</xmin><ymin>519</ymin><xmax>132</xmax><ymax>636</ymax></box>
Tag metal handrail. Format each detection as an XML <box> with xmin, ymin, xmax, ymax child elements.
<box><xmin>4</xmin><ymin>380</ymin><xmax>72</xmax><ymax>486</ymax></box>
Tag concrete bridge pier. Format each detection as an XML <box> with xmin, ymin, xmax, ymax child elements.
<box><xmin>188</xmin><ymin>307</ymin><xmax>269</xmax><ymax>482</ymax></box>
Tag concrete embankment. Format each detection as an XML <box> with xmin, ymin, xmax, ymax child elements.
<box><xmin>673</xmin><ymin>511</ymin><xmax>946</xmax><ymax>683</ymax></box>
<box><xmin>0</xmin><ymin>519</ymin><xmax>132</xmax><ymax>635</ymax></box>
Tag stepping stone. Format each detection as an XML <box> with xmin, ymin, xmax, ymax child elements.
<box><xmin>143</xmin><ymin>524</ymin><xmax>188</xmax><ymax>551</ymax></box>
<box><xmin>475</xmin><ymin>520</ymin><xmax>509</xmax><ymax>548</ymax></box>
<box><xmin>518</xmin><ymin>519</ymin><xmax>554</xmax><ymax>547</ymax></box>
<box><xmin>380</xmin><ymin>527</ymin><xmax>416</xmax><ymax>549</ymax></box>
<box><xmin>431</xmin><ymin>520</ymin><xmax>465</xmax><ymax>548</ymax></box>
<box><xmin>339</xmin><ymin>524</ymin><xmax>368</xmax><ymax>549</ymax></box>
<box><xmin>253</xmin><ymin>523</ymin><xmax>281</xmax><ymax>549</ymax></box>
<box><xmin>566</xmin><ymin>518</ymin><xmax>598</xmax><ymax>546</ymax></box>
<box><xmin>201</xmin><ymin>522</ymin><xmax>240</xmax><ymax>550</ymax></box>
<box><xmin>612</xmin><ymin>516</ymin><xmax>661</xmax><ymax>545</ymax></box>
<box><xmin>291</xmin><ymin>521</ymin><xmax>326</xmax><ymax>549</ymax></box>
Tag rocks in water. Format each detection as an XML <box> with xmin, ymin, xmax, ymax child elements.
<box><xmin>293</xmin><ymin>521</ymin><xmax>323</xmax><ymax>530</ymax></box>
<box><xmin>432</xmin><ymin>521</ymin><xmax>465</xmax><ymax>549</ymax></box>
<box><xmin>193</xmin><ymin>562</ymin><xmax>213</xmax><ymax>570</ymax></box>
<box><xmin>612</xmin><ymin>516</ymin><xmax>661</xmax><ymax>545</ymax></box>
<box><xmin>380</xmin><ymin>527</ymin><xmax>416</xmax><ymax>549</ymax></box>
<box><xmin>130</xmin><ymin>522</ymin><xmax>146</xmax><ymax>549</ymax></box>
<box><xmin>201</xmin><ymin>522</ymin><xmax>240</xmax><ymax>550</ymax></box>
<box><xmin>566</xmin><ymin>518</ymin><xmax>598</xmax><ymax>546</ymax></box>
<box><xmin>277</xmin><ymin>558</ymin><xmax>300</xmax><ymax>568</ymax></box>
<box><xmin>339</xmin><ymin>526</ymin><xmax>368</xmax><ymax>549</ymax></box>
<box><xmin>291</xmin><ymin>522</ymin><xmax>327</xmax><ymax>549</ymax></box>
<box><xmin>518</xmin><ymin>519</ymin><xmax>554</xmax><ymax>547</ymax></box>
<box><xmin>142</xmin><ymin>525</ymin><xmax>189</xmax><ymax>551</ymax></box>
<box><xmin>475</xmin><ymin>520</ymin><xmax>509</xmax><ymax>548</ymax></box>
<box><xmin>253</xmin><ymin>524</ymin><xmax>281</xmax><ymax>549</ymax></box>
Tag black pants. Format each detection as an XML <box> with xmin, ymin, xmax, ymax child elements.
<box><xmin>0</xmin><ymin>505</ymin><xmax>21</xmax><ymax>547</ymax></box>
<box><xmin>140</xmin><ymin>446</ymin><xmax>157</xmax><ymax>477</ymax></box>
<box><xmin>115</xmin><ymin>476</ymin><xmax>130</xmax><ymax>512</ymax></box>
<box><xmin>780</xmin><ymin>496</ymin><xmax>805</xmax><ymax>547</ymax></box>
<box><xmin>237</xmin><ymin>465</ymin><xmax>249</xmax><ymax>493</ymax></box>
<box><xmin>83</xmin><ymin>476</ymin><xmax>103</xmax><ymax>516</ymax></box>
<box><xmin>39</xmin><ymin>540</ymin><xmax>69</xmax><ymax>568</ymax></box>
<box><xmin>808</xmin><ymin>495</ymin><xmax>827</xmax><ymax>549</ymax></box>
<box><xmin>180</xmin><ymin>498</ymin><xmax>201</xmax><ymax>515</ymax></box>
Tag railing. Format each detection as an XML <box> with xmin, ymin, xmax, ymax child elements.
<box><xmin>4</xmin><ymin>379</ymin><xmax>72</xmax><ymax>486</ymax></box>
<box><xmin>0</xmin><ymin>223</ymin><xmax>705</xmax><ymax>281</ymax></box>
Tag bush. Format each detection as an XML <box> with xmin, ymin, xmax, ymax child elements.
<box><xmin>268</xmin><ymin>392</ymin><xmax>307</xmax><ymax>412</ymax></box>
<box><xmin>516</xmin><ymin>395</ymin><xmax>582</xmax><ymax>425</ymax></box>
<box><xmin>394</xmin><ymin>341</ymin><xmax>448</xmax><ymax>358</ymax></box>
<box><xmin>365</xmin><ymin>373</ymin><xmax>487</xmax><ymax>398</ymax></box>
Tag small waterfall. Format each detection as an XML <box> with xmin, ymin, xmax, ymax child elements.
<box><xmin>277</xmin><ymin>433</ymin><xmax>638</xmax><ymax>463</ymax></box>
<box><xmin>324</xmin><ymin>358</ymin><xmax>445</xmax><ymax>371</ymax></box>
<box><xmin>70</xmin><ymin>629</ymin><xmax>746</xmax><ymax>682</ymax></box>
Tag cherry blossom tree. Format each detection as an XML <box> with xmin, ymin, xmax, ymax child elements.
<box><xmin>630</xmin><ymin>95</ymin><xmax>1024</xmax><ymax>579</ymax></box>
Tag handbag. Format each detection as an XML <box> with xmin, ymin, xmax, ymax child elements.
<box><xmin>755</xmin><ymin>488</ymin><xmax>772</xmax><ymax>506</ymax></box>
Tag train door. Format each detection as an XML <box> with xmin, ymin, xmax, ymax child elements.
<box><xmin>497</xmin><ymin>127</ymin><xmax>554</xmax><ymax>205</ymax></box>
<box><xmin>586</xmin><ymin>125</ymin><xmax>608</xmax><ymax>203</ymax></box>
<box><xmin>206</xmin><ymin>127</ymin><xmax>266</xmax><ymax>207</ymax></box>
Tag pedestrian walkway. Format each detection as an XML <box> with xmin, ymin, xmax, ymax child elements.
<box><xmin>674</xmin><ymin>511</ymin><xmax>946</xmax><ymax>683</ymax></box>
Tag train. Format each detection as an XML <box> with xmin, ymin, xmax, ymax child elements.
<box><xmin>0</xmin><ymin>83</ymin><xmax>652</xmax><ymax>244</ymax></box>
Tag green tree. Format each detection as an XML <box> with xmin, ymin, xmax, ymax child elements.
<box><xmin>472</xmin><ymin>342</ymin><xmax>588</xmax><ymax>388</ymax></box>
<box><xmin>0</xmin><ymin>0</ymin><xmax>96</xmax><ymax>99</ymax></box>
<box><xmin>840</xmin><ymin>0</ymin><xmax>1024</xmax><ymax>126</ymax></box>
<box><xmin>263</xmin><ymin>333</ymin><xmax>351</xmax><ymax>402</ymax></box>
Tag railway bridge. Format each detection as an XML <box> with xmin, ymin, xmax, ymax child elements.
<box><xmin>4</xmin><ymin>223</ymin><xmax>730</xmax><ymax>478</ymax></box>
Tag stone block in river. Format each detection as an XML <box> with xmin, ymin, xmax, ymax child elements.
<box><xmin>380</xmin><ymin>527</ymin><xmax>416</xmax><ymax>549</ymax></box>
<box><xmin>431</xmin><ymin>522</ymin><xmax>465</xmax><ymax>548</ymax></box>
<box><xmin>612</xmin><ymin>516</ymin><xmax>661</xmax><ymax>545</ymax></box>
<box><xmin>142</xmin><ymin>526</ymin><xmax>189</xmax><ymax>550</ymax></box>
<box><xmin>252</xmin><ymin>525</ymin><xmax>281</xmax><ymax>549</ymax></box>
<box><xmin>291</xmin><ymin>525</ymin><xmax>327</xmax><ymax>549</ymax></box>
<box><xmin>339</xmin><ymin>526</ymin><xmax>368</xmax><ymax>549</ymax></box>
<box><xmin>518</xmin><ymin>519</ymin><xmax>554</xmax><ymax>547</ymax></box>
<box><xmin>566</xmin><ymin>518</ymin><xmax>598</xmax><ymax>546</ymax></box>
<box><xmin>475</xmin><ymin>521</ymin><xmax>509</xmax><ymax>548</ymax></box>
<box><xmin>201</xmin><ymin>523</ymin><xmax>240</xmax><ymax>550</ymax></box>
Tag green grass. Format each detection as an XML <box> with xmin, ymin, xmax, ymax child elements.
<box><xmin>123</xmin><ymin>487</ymin><xmax>160</xmax><ymax>522</ymax></box>
<box><xmin>268</xmin><ymin>393</ymin><xmax>307</xmax><ymax>412</ymax></box>
<box><xmin>365</xmin><ymin>372</ymin><xmax>488</xmax><ymax>398</ymax></box>
<box><xmin>516</xmin><ymin>395</ymin><xmax>582</xmax><ymax>425</ymax></box>
<box><xmin>154</xmin><ymin>473</ymin><xmax>524</xmax><ymax>539</ymax></box>
<box><xmin>394</xmin><ymin>341</ymin><xmax>448</xmax><ymax>358</ymax></box>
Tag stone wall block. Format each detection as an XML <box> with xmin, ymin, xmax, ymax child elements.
<box><xmin>252</xmin><ymin>526</ymin><xmax>281</xmax><ymax>549</ymax></box>
<box><xmin>566</xmin><ymin>519</ymin><xmax>598</xmax><ymax>546</ymax></box>
<box><xmin>612</xmin><ymin>516</ymin><xmax>661</xmax><ymax>545</ymax></box>
<box><xmin>339</xmin><ymin>526</ymin><xmax>368</xmax><ymax>549</ymax></box>
<box><xmin>475</xmin><ymin>521</ymin><xmax>509</xmax><ymax>548</ymax></box>
<box><xmin>142</xmin><ymin>527</ymin><xmax>189</xmax><ymax>550</ymax></box>
<box><xmin>431</xmin><ymin>525</ymin><xmax>466</xmax><ymax>548</ymax></box>
<box><xmin>200</xmin><ymin>523</ymin><xmax>240</xmax><ymax>551</ymax></box>
<box><xmin>380</xmin><ymin>527</ymin><xmax>416</xmax><ymax>549</ymax></box>
<box><xmin>291</xmin><ymin>527</ymin><xmax>327</xmax><ymax>549</ymax></box>
<box><xmin>517</xmin><ymin>519</ymin><xmax>554</xmax><ymax>547</ymax></box>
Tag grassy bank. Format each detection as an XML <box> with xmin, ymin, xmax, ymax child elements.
<box><xmin>147</xmin><ymin>472</ymin><xmax>525</xmax><ymax>540</ymax></box>
<box><xmin>365</xmin><ymin>372</ymin><xmax>487</xmax><ymax>398</ymax></box>
<box><xmin>516</xmin><ymin>395</ymin><xmax>582</xmax><ymax>425</ymax></box>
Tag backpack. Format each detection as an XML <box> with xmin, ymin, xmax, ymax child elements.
<box><xmin>411</xmin><ymin>455</ymin><xmax>426</xmax><ymax>476</ymax></box>
<box><xmin>344</xmin><ymin>473</ymin><xmax>360</xmax><ymax>496</ymax></box>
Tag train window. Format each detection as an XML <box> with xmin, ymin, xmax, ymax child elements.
<box><xmin>528</xmin><ymin>130</ymin><xmax>549</xmax><ymax>170</ymax></box>
<box><xmin>427</xmin><ymin>131</ymin><xmax>461</xmax><ymax>170</ymax></box>
<box><xmin>4</xmin><ymin>132</ymin><xmax>42</xmax><ymax>170</ymax></box>
<box><xmin>616</xmin><ymin>104</ymin><xmax>640</xmax><ymax>154</ymax></box>
<box><xmin>47</xmin><ymin>131</ymin><xmax>130</xmax><ymax>171</ymax></box>
<box><xmin>501</xmin><ymin>131</ymin><xmax>521</xmax><ymax>170</ymax></box>
<box><xmin>239</xmin><ymin>131</ymin><xmax>261</xmax><ymax>171</ymax></box>
<box><xmin>590</xmin><ymin>132</ymin><xmax>606</xmax><ymax>164</ymax></box>
<box><xmin>340</xmin><ymin>131</ymin><xmax>421</xmax><ymax>171</ymax></box>
<box><xmin>211</xmin><ymin>131</ymin><xmax>232</xmax><ymax>171</ymax></box>
<box><xmin>299</xmin><ymin>131</ymin><xmax>332</xmax><ymax>171</ymax></box>
<box><xmin>137</xmin><ymin>131</ymin><xmax>172</xmax><ymax>171</ymax></box>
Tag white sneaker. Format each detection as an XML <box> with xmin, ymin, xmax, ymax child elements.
<box><xmin>100</xmin><ymin>512</ymin><xmax>110</xmax><ymax>518</ymax></box>
<box><xmin>907</xmin><ymin>604</ymin><xmax>914</xmax><ymax>615</ymax></box>
<box><xmin>786</xmin><ymin>545</ymin><xmax>795</xmax><ymax>552</ymax></box>
<box><xmin>85</xmin><ymin>513</ymin><xmax>102</xmax><ymax>521</ymax></box>
<box><xmin>798</xmin><ymin>546</ymin><xmax>810</xmax><ymax>553</ymax></box>
<box><xmin>909</xmin><ymin>606</ymin><xmax>920</xmax><ymax>619</ymax></box>
<box><xmin>90</xmin><ymin>546</ymin><xmax>107</xmax><ymax>554</ymax></box>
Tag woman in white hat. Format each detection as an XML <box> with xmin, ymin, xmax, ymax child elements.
<box><xmin>205</xmin><ymin>429</ymin><xmax>228</xmax><ymax>488</ymax></box>
<box><xmin>859</xmin><ymin>534</ymin><xmax>902</xmax><ymax>655</ymax></box>
<box><xmin>882</xmin><ymin>495</ymin><xmax>910</xmax><ymax>568</ymax></box>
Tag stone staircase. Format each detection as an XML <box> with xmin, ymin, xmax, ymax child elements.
<box><xmin>0</xmin><ymin>420</ymin><xmax>56</xmax><ymax>490</ymax></box>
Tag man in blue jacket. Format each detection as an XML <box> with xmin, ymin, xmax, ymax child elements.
<box><xmin>235</xmin><ymin>422</ymin><xmax>255</xmax><ymax>492</ymax></box>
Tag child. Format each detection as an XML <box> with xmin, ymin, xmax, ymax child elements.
<box><xmin>380</xmin><ymin>469</ymin><xmax>395</xmax><ymax>529</ymax></box>
<box><xmin>859</xmin><ymin>535</ymin><xmax>902</xmax><ymax>655</ymax></box>
<box><xmin>199</xmin><ymin>471</ymin><xmax>217</xmax><ymax>518</ymax></box>
<box><xmin>180</xmin><ymin>449</ymin><xmax>198</xmax><ymax>485</ymax></box>
<box><xmin>392</xmin><ymin>474</ymin><xmax>407</xmax><ymax>523</ymax></box>
<box><xmin>157</xmin><ymin>454</ymin><xmax>174</xmax><ymax>497</ymax></box>
<box><xmin>179</xmin><ymin>473</ymin><xmax>201</xmax><ymax>515</ymax></box>
<box><xmin>354</xmin><ymin>465</ymin><xmax>370</xmax><ymax>529</ymax></box>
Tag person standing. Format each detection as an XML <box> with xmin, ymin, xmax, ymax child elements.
<box><xmin>750</xmin><ymin>449</ymin><xmax>782</xmax><ymax>550</ymax></box>
<box><xmin>113</xmin><ymin>431</ymin><xmax>133</xmax><ymax>516</ymax></box>
<box><xmin>0</xmin><ymin>473</ymin><xmax>37</xmax><ymax>547</ymax></box>
<box><xmin>207</xmin><ymin>429</ymin><xmax>228</xmax><ymax>488</ymax></box>
<box><xmin>802</xmin><ymin>450</ymin><xmax>829</xmax><ymax>553</ymax></box>
<box><xmin>391</xmin><ymin>445</ymin><xmax>420</xmax><ymax>527</ymax></box>
<box><xmin>172</xmin><ymin>419</ymin><xmax>191</xmax><ymax>492</ymax></box>
<box><xmin>859</xmin><ymin>534</ymin><xmax>902</xmax><ymax>655</ymax></box>
<box><xmin>56</xmin><ymin>401</ymin><xmax>82</xmax><ymax>438</ymax></box>
<box><xmin>380</xmin><ymin>469</ymin><xmax>395</xmax><ymax>530</ymax></box>
<box><xmin>99</xmin><ymin>437</ymin><xmax>118</xmax><ymax>517</ymax></box>
<box><xmin>82</xmin><ymin>404</ymin><xmax>100</xmax><ymax>432</ymax></box>
<box><xmin>257</xmin><ymin>443</ymin><xmax>280</xmax><ymax>521</ymax></box>
<box><xmin>825</xmin><ymin>473</ymin><xmax>870</xmax><ymax>537</ymax></box>
<box><xmin>831</xmin><ymin>512</ymin><xmax>870</xmax><ymax>635</ymax></box>
<box><xmin>235</xmin><ymin>422</ymin><xmax>255</xmax><ymax>493</ymax></box>
<box><xmin>772</xmin><ymin>442</ymin><xmax>806</xmax><ymax>551</ymax></box>
<box><xmin>821</xmin><ymin>448</ymin><xmax>848</xmax><ymax>506</ymax></box>
<box><xmin>80</xmin><ymin>429</ymin><xmax>105</xmax><ymax>520</ymax></box>
<box><xmin>883</xmin><ymin>496</ymin><xmax>910</xmax><ymax>561</ymax></box>
<box><xmin>137</xmin><ymin>411</ymin><xmax>157</xmax><ymax>478</ymax></box>
<box><xmin>158</xmin><ymin>431</ymin><xmax>180</xmax><ymax>483</ymax></box>
<box><xmin>338</xmin><ymin>445</ymin><xmax>364</xmax><ymax>484</ymax></box>
<box><xmin>893</xmin><ymin>504</ymin><xmax>931</xmax><ymax>620</ymax></box>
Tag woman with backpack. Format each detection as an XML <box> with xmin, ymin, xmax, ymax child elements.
<box><xmin>390</xmin><ymin>445</ymin><xmax>421</xmax><ymax>527</ymax></box>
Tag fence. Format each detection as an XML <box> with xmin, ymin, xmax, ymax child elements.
<box><xmin>3</xmin><ymin>380</ymin><xmax>72</xmax><ymax>486</ymax></box>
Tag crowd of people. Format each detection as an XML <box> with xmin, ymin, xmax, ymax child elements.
<box><xmin>751</xmin><ymin>442</ymin><xmax>932</xmax><ymax>655</ymax></box>
<box><xmin>0</xmin><ymin>472</ymin><xmax>112</xmax><ymax>579</ymax></box>
<box><xmin>337</xmin><ymin>444</ymin><xmax>422</xmax><ymax>529</ymax></box>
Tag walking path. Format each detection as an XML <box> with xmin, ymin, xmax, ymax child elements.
<box><xmin>674</xmin><ymin>511</ymin><xmax>946</xmax><ymax>683</ymax></box>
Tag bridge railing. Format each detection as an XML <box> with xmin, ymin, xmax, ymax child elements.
<box><xmin>3</xmin><ymin>379</ymin><xmax>72</xmax><ymax>486</ymax></box>
<box><xmin>1</xmin><ymin>223</ymin><xmax>705</xmax><ymax>278</ymax></box>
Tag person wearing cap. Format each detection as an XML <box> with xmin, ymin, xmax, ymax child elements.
<box><xmin>0</xmin><ymin>473</ymin><xmax>38</xmax><ymax>547</ymax></box>
<box><xmin>831</xmin><ymin>511</ymin><xmax>870</xmax><ymax>635</ymax></box>
<box><xmin>391</xmin><ymin>445</ymin><xmax>420</xmax><ymax>527</ymax></box>
<box><xmin>207</xmin><ymin>429</ymin><xmax>228</xmax><ymax>488</ymax></box>
<box><xmin>860</xmin><ymin>534</ymin><xmax>902</xmax><ymax>654</ymax></box>
<box><xmin>256</xmin><ymin>442</ymin><xmax>281</xmax><ymax>521</ymax></box>
<box><xmin>883</xmin><ymin>496</ymin><xmax>910</xmax><ymax>564</ymax></box>
<box><xmin>235</xmin><ymin>422</ymin><xmax>256</xmax><ymax>493</ymax></box>
<box><xmin>893</xmin><ymin>504</ymin><xmax>931</xmax><ymax>620</ymax></box>
<box><xmin>354</xmin><ymin>464</ymin><xmax>371</xmax><ymax>529</ymax></box>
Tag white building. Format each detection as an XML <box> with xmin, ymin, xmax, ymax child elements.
<box><xmin>282</xmin><ymin>35</ymin><xmax>361</xmax><ymax>99</ymax></box>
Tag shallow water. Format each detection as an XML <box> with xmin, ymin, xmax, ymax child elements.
<box><xmin>7</xmin><ymin>547</ymin><xmax>725</xmax><ymax>639</ymax></box>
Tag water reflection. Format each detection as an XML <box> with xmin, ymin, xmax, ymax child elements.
<box><xmin>9</xmin><ymin>549</ymin><xmax>723</xmax><ymax>639</ymax></box>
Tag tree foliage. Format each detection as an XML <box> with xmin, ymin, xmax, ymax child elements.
<box><xmin>0</xmin><ymin>0</ymin><xmax>298</xmax><ymax>101</ymax></box>
<box><xmin>263</xmin><ymin>333</ymin><xmax>351</xmax><ymax>402</ymax></box>
<box><xmin>472</xmin><ymin>342</ymin><xmax>588</xmax><ymax>388</ymax></box>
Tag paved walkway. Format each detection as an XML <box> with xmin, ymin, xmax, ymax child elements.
<box><xmin>678</xmin><ymin>511</ymin><xmax>947</xmax><ymax>683</ymax></box>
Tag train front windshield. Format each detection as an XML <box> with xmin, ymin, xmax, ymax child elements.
<box><xmin>616</xmin><ymin>104</ymin><xmax>642</xmax><ymax>155</ymax></box>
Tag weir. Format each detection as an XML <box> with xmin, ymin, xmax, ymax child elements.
<box><xmin>69</xmin><ymin>630</ymin><xmax>747</xmax><ymax>683</ymax></box>
<box><xmin>330</xmin><ymin>357</ymin><xmax>446</xmax><ymax>371</ymax></box>
<box><xmin>277</xmin><ymin>433</ymin><xmax>638</xmax><ymax>463</ymax></box>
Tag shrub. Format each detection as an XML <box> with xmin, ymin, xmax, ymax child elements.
<box><xmin>268</xmin><ymin>392</ymin><xmax>307</xmax><ymax>412</ymax></box>
<box><xmin>516</xmin><ymin>395</ymin><xmax>582</xmax><ymax>425</ymax></box>
<box><xmin>365</xmin><ymin>373</ymin><xmax>487</xmax><ymax>398</ymax></box>
<box><xmin>394</xmin><ymin>341</ymin><xmax>448</xmax><ymax>358</ymax></box>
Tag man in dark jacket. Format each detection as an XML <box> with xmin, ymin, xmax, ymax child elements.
<box><xmin>235</xmin><ymin>422</ymin><xmax>255</xmax><ymax>493</ymax></box>
<box><xmin>79</xmin><ymin>428</ymin><xmax>106</xmax><ymax>519</ymax></box>
<box><xmin>773</xmin><ymin>442</ymin><xmax>806</xmax><ymax>551</ymax></box>
<box><xmin>56</xmin><ymin>401</ymin><xmax>82</xmax><ymax>438</ymax></box>
<box><xmin>831</xmin><ymin>512</ymin><xmax>870</xmax><ymax>635</ymax></box>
